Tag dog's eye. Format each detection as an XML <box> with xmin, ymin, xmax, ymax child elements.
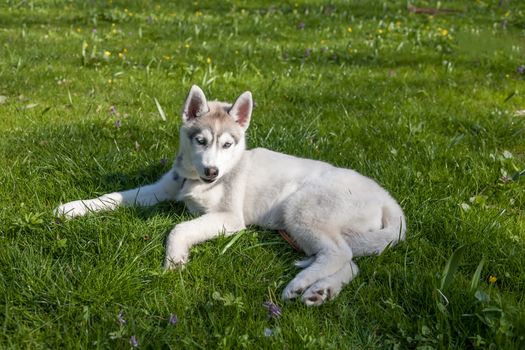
<box><xmin>223</xmin><ymin>142</ymin><xmax>232</xmax><ymax>149</ymax></box>
<box><xmin>195</xmin><ymin>137</ymin><xmax>206</xmax><ymax>146</ymax></box>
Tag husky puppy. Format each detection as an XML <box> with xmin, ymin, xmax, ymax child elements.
<box><xmin>56</xmin><ymin>85</ymin><xmax>406</xmax><ymax>306</ymax></box>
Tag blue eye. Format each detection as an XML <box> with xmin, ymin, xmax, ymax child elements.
<box><xmin>223</xmin><ymin>142</ymin><xmax>232</xmax><ymax>149</ymax></box>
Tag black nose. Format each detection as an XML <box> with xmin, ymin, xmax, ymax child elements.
<box><xmin>204</xmin><ymin>166</ymin><xmax>219</xmax><ymax>178</ymax></box>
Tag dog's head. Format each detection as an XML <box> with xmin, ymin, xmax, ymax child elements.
<box><xmin>177</xmin><ymin>85</ymin><xmax>252</xmax><ymax>183</ymax></box>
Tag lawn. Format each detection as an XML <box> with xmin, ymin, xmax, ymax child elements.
<box><xmin>1</xmin><ymin>0</ymin><xmax>524</xmax><ymax>348</ymax></box>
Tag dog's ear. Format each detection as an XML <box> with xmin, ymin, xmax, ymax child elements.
<box><xmin>229</xmin><ymin>91</ymin><xmax>252</xmax><ymax>130</ymax></box>
<box><xmin>182</xmin><ymin>85</ymin><xmax>209</xmax><ymax>123</ymax></box>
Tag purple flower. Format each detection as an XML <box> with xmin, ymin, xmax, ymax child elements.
<box><xmin>160</xmin><ymin>157</ymin><xmax>168</xmax><ymax>166</ymax></box>
<box><xmin>517</xmin><ymin>65</ymin><xmax>524</xmax><ymax>75</ymax></box>
<box><xmin>169</xmin><ymin>314</ymin><xmax>178</xmax><ymax>325</ymax></box>
<box><xmin>262</xmin><ymin>301</ymin><xmax>282</xmax><ymax>319</ymax></box>
<box><xmin>92</xmin><ymin>28</ymin><xmax>97</xmax><ymax>33</ymax></box>
<box><xmin>114</xmin><ymin>120</ymin><xmax>121</xmax><ymax>129</ymax></box>
<box><xmin>117</xmin><ymin>310</ymin><xmax>126</xmax><ymax>326</ymax></box>
<box><xmin>129</xmin><ymin>335</ymin><xmax>139</xmax><ymax>348</ymax></box>
<box><xmin>297</xmin><ymin>22</ymin><xmax>305</xmax><ymax>30</ymax></box>
<box><xmin>109</xmin><ymin>105</ymin><xmax>117</xmax><ymax>114</ymax></box>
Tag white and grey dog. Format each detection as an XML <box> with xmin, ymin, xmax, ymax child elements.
<box><xmin>55</xmin><ymin>85</ymin><xmax>406</xmax><ymax>306</ymax></box>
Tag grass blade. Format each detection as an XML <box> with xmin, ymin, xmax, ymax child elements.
<box><xmin>154</xmin><ymin>97</ymin><xmax>167</xmax><ymax>121</ymax></box>
<box><xmin>440</xmin><ymin>245</ymin><xmax>467</xmax><ymax>291</ymax></box>
<box><xmin>220</xmin><ymin>231</ymin><xmax>245</xmax><ymax>255</ymax></box>
<box><xmin>512</xmin><ymin>168</ymin><xmax>525</xmax><ymax>181</ymax></box>
<box><xmin>470</xmin><ymin>258</ymin><xmax>485</xmax><ymax>293</ymax></box>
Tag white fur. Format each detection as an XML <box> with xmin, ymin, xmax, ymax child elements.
<box><xmin>55</xmin><ymin>85</ymin><xmax>406</xmax><ymax>306</ymax></box>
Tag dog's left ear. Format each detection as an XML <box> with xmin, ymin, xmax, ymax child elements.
<box><xmin>229</xmin><ymin>91</ymin><xmax>252</xmax><ymax>130</ymax></box>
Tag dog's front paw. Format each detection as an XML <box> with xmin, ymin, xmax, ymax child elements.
<box><xmin>54</xmin><ymin>200</ymin><xmax>91</xmax><ymax>219</ymax></box>
<box><xmin>164</xmin><ymin>246</ymin><xmax>189</xmax><ymax>270</ymax></box>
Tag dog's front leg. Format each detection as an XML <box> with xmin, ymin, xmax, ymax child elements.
<box><xmin>164</xmin><ymin>212</ymin><xmax>245</xmax><ymax>269</ymax></box>
<box><xmin>55</xmin><ymin>169</ymin><xmax>181</xmax><ymax>218</ymax></box>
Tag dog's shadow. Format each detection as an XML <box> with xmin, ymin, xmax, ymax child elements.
<box><xmin>96</xmin><ymin>162</ymin><xmax>187</xmax><ymax>220</ymax></box>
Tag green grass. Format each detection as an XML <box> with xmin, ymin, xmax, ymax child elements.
<box><xmin>1</xmin><ymin>0</ymin><xmax>524</xmax><ymax>348</ymax></box>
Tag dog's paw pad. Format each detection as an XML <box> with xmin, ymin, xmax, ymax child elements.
<box><xmin>306</xmin><ymin>294</ymin><xmax>322</xmax><ymax>303</ymax></box>
<box><xmin>302</xmin><ymin>287</ymin><xmax>332</xmax><ymax>306</ymax></box>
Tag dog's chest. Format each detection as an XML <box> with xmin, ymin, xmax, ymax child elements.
<box><xmin>179</xmin><ymin>181</ymin><xmax>225</xmax><ymax>214</ymax></box>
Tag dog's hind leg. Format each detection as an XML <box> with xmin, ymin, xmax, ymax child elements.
<box><xmin>281</xmin><ymin>226</ymin><xmax>354</xmax><ymax>303</ymax></box>
<box><xmin>55</xmin><ymin>169</ymin><xmax>181</xmax><ymax>218</ymax></box>
<box><xmin>301</xmin><ymin>261</ymin><xmax>359</xmax><ymax>306</ymax></box>
<box><xmin>282</xmin><ymin>246</ymin><xmax>352</xmax><ymax>302</ymax></box>
<box><xmin>280</xmin><ymin>183</ymin><xmax>356</xmax><ymax>304</ymax></box>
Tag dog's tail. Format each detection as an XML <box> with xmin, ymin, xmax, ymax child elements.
<box><xmin>348</xmin><ymin>203</ymin><xmax>406</xmax><ymax>257</ymax></box>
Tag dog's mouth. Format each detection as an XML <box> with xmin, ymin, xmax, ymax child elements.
<box><xmin>200</xmin><ymin>177</ymin><xmax>216</xmax><ymax>184</ymax></box>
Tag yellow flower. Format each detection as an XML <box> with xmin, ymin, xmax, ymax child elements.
<box><xmin>107</xmin><ymin>79</ymin><xmax>113</xmax><ymax>84</ymax></box>
<box><xmin>82</xmin><ymin>42</ymin><xmax>89</xmax><ymax>49</ymax></box>
<box><xmin>439</xmin><ymin>28</ymin><xmax>449</xmax><ymax>37</ymax></box>
<box><xmin>123</xmin><ymin>48</ymin><xmax>128</xmax><ymax>53</ymax></box>
<box><xmin>104</xmin><ymin>50</ymin><xmax>111</xmax><ymax>57</ymax></box>
<box><xmin>184</xmin><ymin>43</ymin><xmax>190</xmax><ymax>48</ymax></box>
<box><xmin>195</xmin><ymin>11</ymin><xmax>203</xmax><ymax>16</ymax></box>
<box><xmin>118</xmin><ymin>52</ymin><xmax>124</xmax><ymax>59</ymax></box>
<box><xmin>489</xmin><ymin>275</ymin><xmax>497</xmax><ymax>284</ymax></box>
<box><xmin>76</xmin><ymin>27</ymin><xmax>82</xmax><ymax>33</ymax></box>
<box><xmin>206</xmin><ymin>57</ymin><xmax>212</xmax><ymax>64</ymax></box>
<box><xmin>395</xmin><ymin>21</ymin><xmax>401</xmax><ymax>28</ymax></box>
<box><xmin>377</xmin><ymin>29</ymin><xmax>384</xmax><ymax>34</ymax></box>
<box><xmin>347</xmin><ymin>26</ymin><xmax>352</xmax><ymax>33</ymax></box>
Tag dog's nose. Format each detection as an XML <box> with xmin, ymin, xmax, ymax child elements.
<box><xmin>204</xmin><ymin>166</ymin><xmax>219</xmax><ymax>178</ymax></box>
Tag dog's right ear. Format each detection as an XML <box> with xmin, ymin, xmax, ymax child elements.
<box><xmin>182</xmin><ymin>85</ymin><xmax>209</xmax><ymax>123</ymax></box>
